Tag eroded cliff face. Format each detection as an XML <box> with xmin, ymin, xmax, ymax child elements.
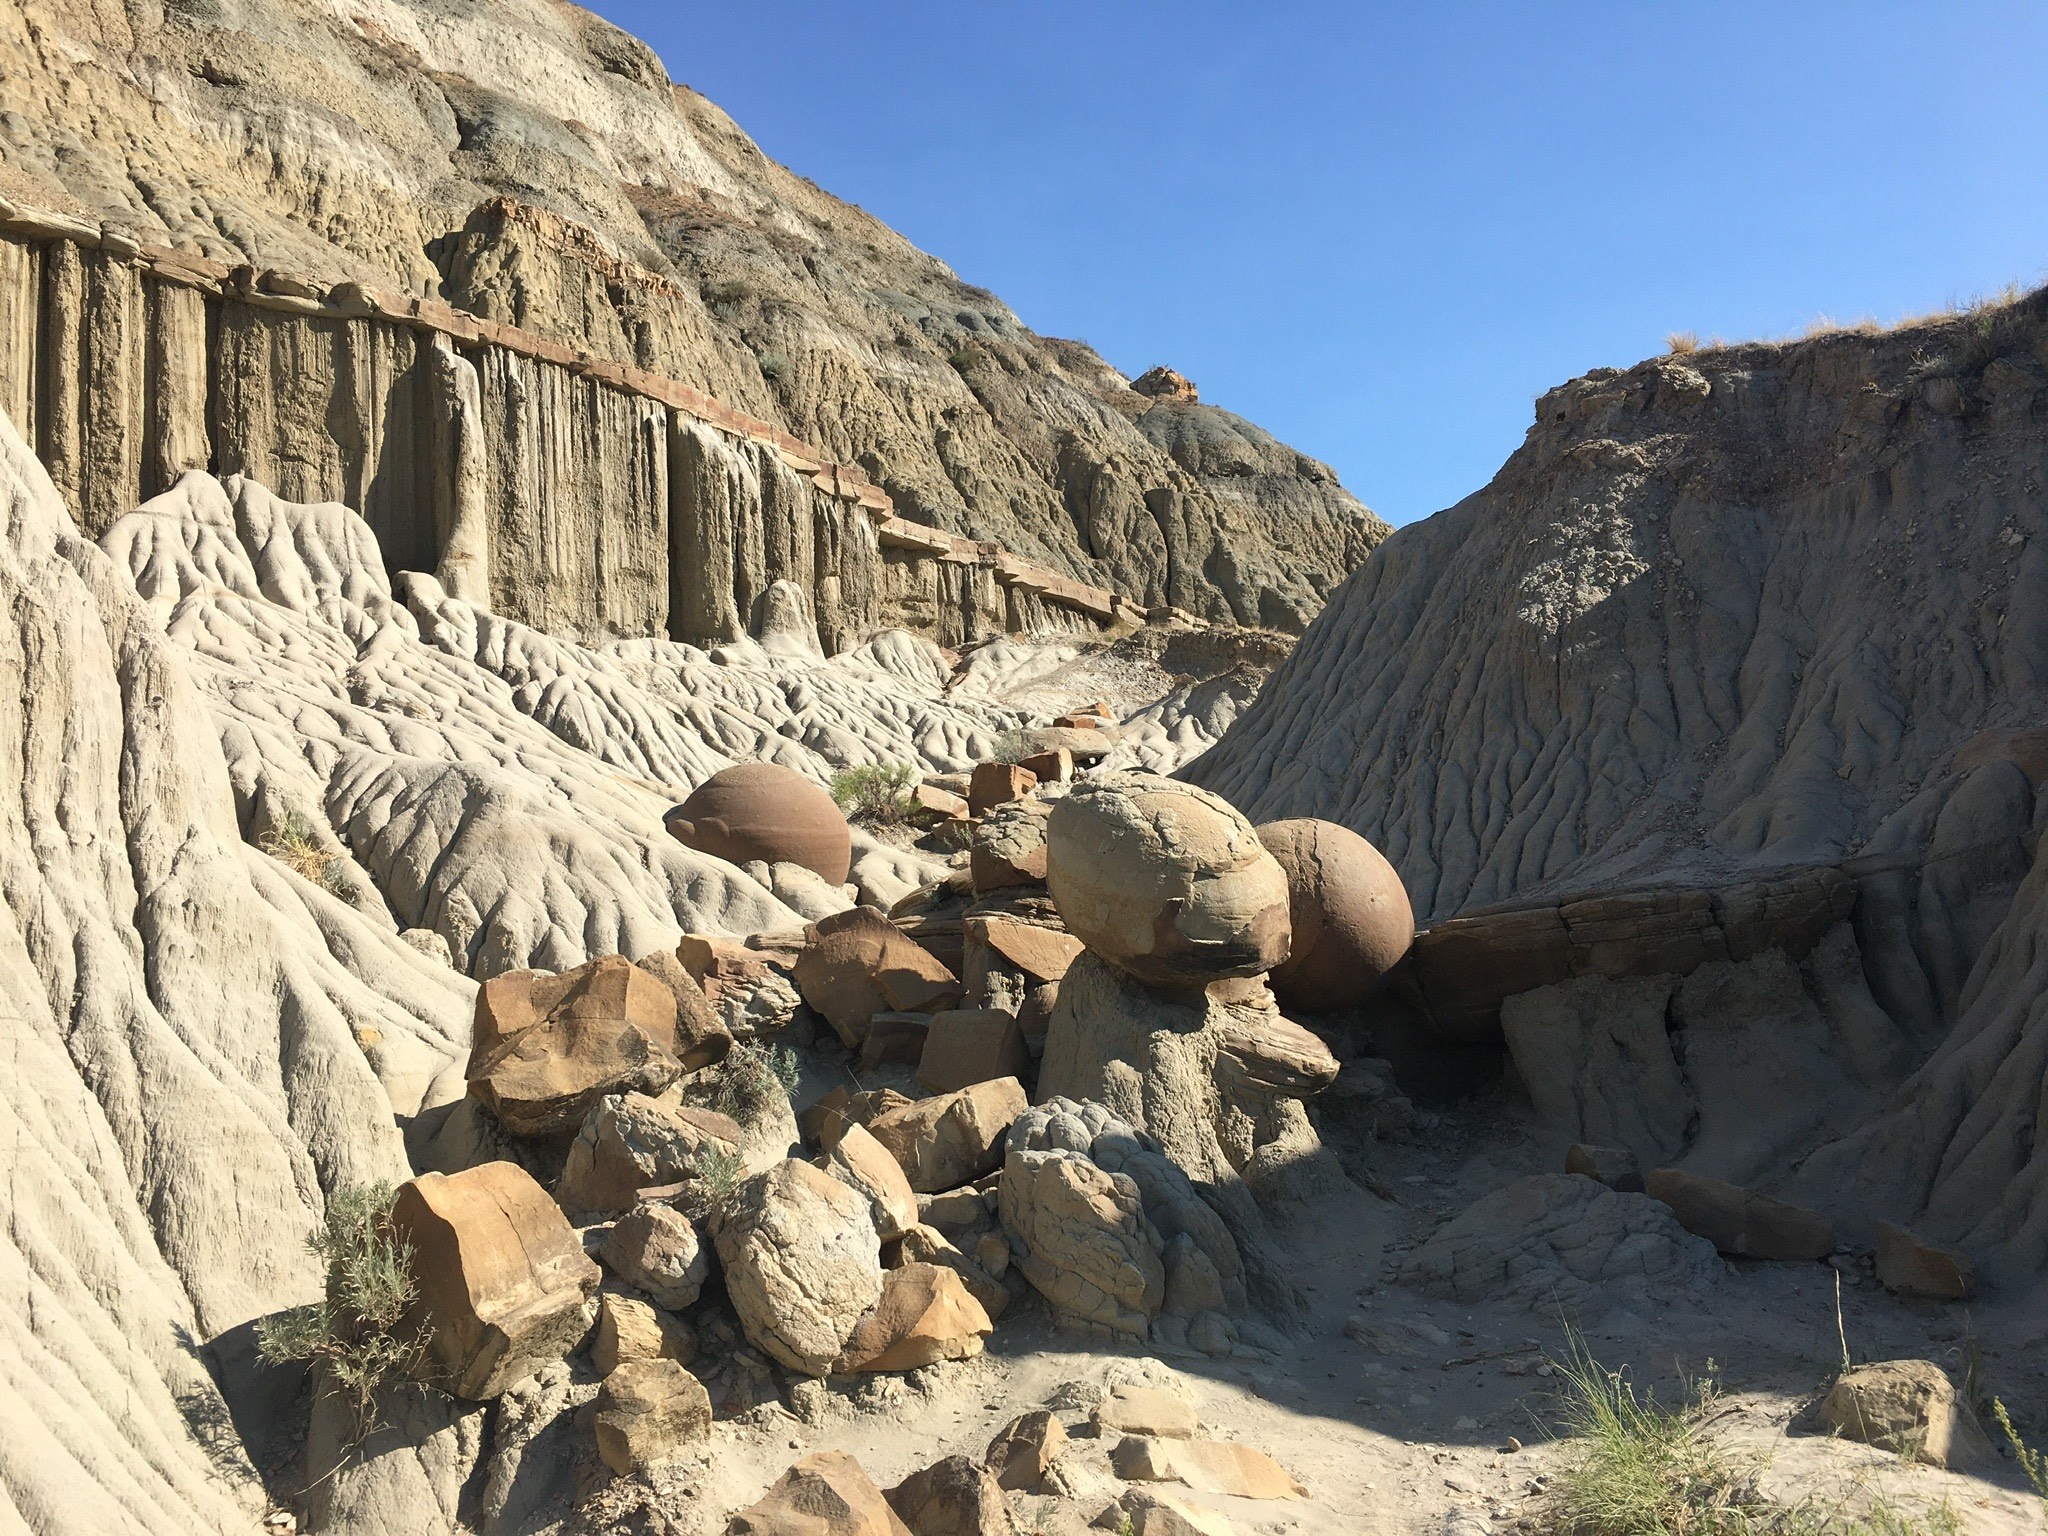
<box><xmin>1190</xmin><ymin>291</ymin><xmax>2048</xmax><ymax>1277</ymax></box>
<box><xmin>0</xmin><ymin>0</ymin><xmax>1384</xmax><ymax>629</ymax></box>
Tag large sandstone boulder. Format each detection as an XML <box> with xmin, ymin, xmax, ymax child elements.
<box><xmin>916</xmin><ymin>1008</ymin><xmax>1031</xmax><ymax>1094</ymax></box>
<box><xmin>1000</xmin><ymin>1146</ymin><xmax>1165</xmax><ymax>1338</ymax></box>
<box><xmin>666</xmin><ymin>762</ymin><xmax>852</xmax><ymax>886</ymax></box>
<box><xmin>715</xmin><ymin>1160</ymin><xmax>885</xmax><ymax>1375</ymax></box>
<box><xmin>630</xmin><ymin>946</ymin><xmax>735</xmax><ymax>1070</ymax></box>
<box><xmin>592</xmin><ymin>1359</ymin><xmax>712</xmax><ymax>1474</ymax></box>
<box><xmin>728</xmin><ymin>1451</ymin><xmax>914</xmax><ymax>1536</ymax></box>
<box><xmin>867</xmin><ymin>1077</ymin><xmax>1028</xmax><ymax>1193</ymax></box>
<box><xmin>556</xmin><ymin>1091</ymin><xmax>747</xmax><ymax>1216</ymax></box>
<box><xmin>1256</xmin><ymin>818</ymin><xmax>1413</xmax><ymax>1011</ymax></box>
<box><xmin>1044</xmin><ymin>774</ymin><xmax>1290</xmax><ymax>986</ymax></box>
<box><xmin>1395</xmin><ymin>1173</ymin><xmax>1722</xmax><ymax>1313</ymax></box>
<box><xmin>836</xmin><ymin>1262</ymin><xmax>993</xmax><ymax>1373</ymax></box>
<box><xmin>1809</xmin><ymin>1361</ymin><xmax>1992</xmax><ymax>1469</ymax></box>
<box><xmin>390</xmin><ymin>1163</ymin><xmax>602</xmax><ymax>1400</ymax></box>
<box><xmin>795</xmin><ymin>908</ymin><xmax>963</xmax><ymax>1046</ymax></box>
<box><xmin>971</xmin><ymin>798</ymin><xmax>1053</xmax><ymax>893</ymax></box>
<box><xmin>467</xmin><ymin>956</ymin><xmax>682</xmax><ymax>1137</ymax></box>
<box><xmin>986</xmin><ymin>1410</ymin><xmax>1068</xmax><ymax>1492</ymax></box>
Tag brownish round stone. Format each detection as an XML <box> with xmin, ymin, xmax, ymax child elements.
<box><xmin>665</xmin><ymin>763</ymin><xmax>851</xmax><ymax>886</ymax></box>
<box><xmin>1256</xmin><ymin>818</ymin><xmax>1414</xmax><ymax>1012</ymax></box>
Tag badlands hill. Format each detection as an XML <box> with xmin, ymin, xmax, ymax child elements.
<box><xmin>0</xmin><ymin>0</ymin><xmax>1384</xmax><ymax>628</ymax></box>
<box><xmin>1190</xmin><ymin>289</ymin><xmax>2048</xmax><ymax>1283</ymax></box>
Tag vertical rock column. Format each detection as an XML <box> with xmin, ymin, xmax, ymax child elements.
<box><xmin>0</xmin><ymin>239</ymin><xmax>39</xmax><ymax>446</ymax></box>
<box><xmin>143</xmin><ymin>276</ymin><xmax>210</xmax><ymax>497</ymax></box>
<box><xmin>813</xmin><ymin>491</ymin><xmax>881</xmax><ymax>656</ymax></box>
<box><xmin>667</xmin><ymin>416</ymin><xmax>759</xmax><ymax>647</ymax></box>
<box><xmin>39</xmin><ymin>242</ymin><xmax>150</xmax><ymax>532</ymax></box>
<box><xmin>427</xmin><ymin>334</ymin><xmax>490</xmax><ymax>607</ymax></box>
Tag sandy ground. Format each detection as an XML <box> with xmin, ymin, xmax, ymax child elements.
<box><xmin>649</xmin><ymin>1086</ymin><xmax>2048</xmax><ymax>1536</ymax></box>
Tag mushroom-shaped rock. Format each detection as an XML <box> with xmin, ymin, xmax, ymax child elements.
<box><xmin>667</xmin><ymin>762</ymin><xmax>852</xmax><ymax>886</ymax></box>
<box><xmin>467</xmin><ymin>956</ymin><xmax>682</xmax><ymax>1137</ymax></box>
<box><xmin>728</xmin><ymin>1451</ymin><xmax>913</xmax><ymax>1536</ymax></box>
<box><xmin>556</xmin><ymin>1092</ymin><xmax>746</xmax><ymax>1217</ymax></box>
<box><xmin>836</xmin><ymin>1262</ymin><xmax>992</xmax><ymax>1373</ymax></box>
<box><xmin>390</xmin><ymin>1162</ymin><xmax>601</xmax><ymax>1400</ymax></box>
<box><xmin>714</xmin><ymin>1159</ymin><xmax>884</xmax><ymax>1375</ymax></box>
<box><xmin>1255</xmin><ymin>819</ymin><xmax>1414</xmax><ymax>1011</ymax></box>
<box><xmin>1046</xmin><ymin>774</ymin><xmax>1290</xmax><ymax>986</ymax></box>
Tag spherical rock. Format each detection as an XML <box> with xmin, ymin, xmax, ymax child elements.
<box><xmin>1255</xmin><ymin>818</ymin><xmax>1414</xmax><ymax>1011</ymax></box>
<box><xmin>1045</xmin><ymin>773</ymin><xmax>1290</xmax><ymax>986</ymax></box>
<box><xmin>666</xmin><ymin>763</ymin><xmax>852</xmax><ymax>886</ymax></box>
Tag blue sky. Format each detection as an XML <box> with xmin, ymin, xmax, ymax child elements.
<box><xmin>589</xmin><ymin>2</ymin><xmax>2048</xmax><ymax>526</ymax></box>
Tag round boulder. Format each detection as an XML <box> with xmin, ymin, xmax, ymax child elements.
<box><xmin>666</xmin><ymin>763</ymin><xmax>852</xmax><ymax>887</ymax></box>
<box><xmin>1045</xmin><ymin>773</ymin><xmax>1289</xmax><ymax>987</ymax></box>
<box><xmin>1255</xmin><ymin>818</ymin><xmax>1414</xmax><ymax>1011</ymax></box>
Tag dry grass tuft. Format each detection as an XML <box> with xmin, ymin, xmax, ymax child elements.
<box><xmin>259</xmin><ymin>808</ymin><xmax>356</xmax><ymax>900</ymax></box>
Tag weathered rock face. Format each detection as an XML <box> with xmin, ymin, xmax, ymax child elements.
<box><xmin>467</xmin><ymin>956</ymin><xmax>683</xmax><ymax>1137</ymax></box>
<box><xmin>1000</xmin><ymin>1147</ymin><xmax>1165</xmax><ymax>1340</ymax></box>
<box><xmin>729</xmin><ymin>1451</ymin><xmax>914</xmax><ymax>1536</ymax></box>
<box><xmin>1186</xmin><ymin>299</ymin><xmax>2048</xmax><ymax>1278</ymax></box>
<box><xmin>1396</xmin><ymin>1174</ymin><xmax>1723</xmax><ymax>1312</ymax></box>
<box><xmin>835</xmin><ymin>1262</ymin><xmax>993</xmax><ymax>1373</ymax></box>
<box><xmin>714</xmin><ymin>1159</ymin><xmax>885</xmax><ymax>1376</ymax></box>
<box><xmin>555</xmin><ymin>1091</ymin><xmax>746</xmax><ymax>1217</ymax></box>
<box><xmin>866</xmin><ymin>1077</ymin><xmax>1029</xmax><ymax>1194</ymax></box>
<box><xmin>1046</xmin><ymin>774</ymin><xmax>1291</xmax><ymax>986</ymax></box>
<box><xmin>389</xmin><ymin>1162</ymin><xmax>602</xmax><ymax>1400</ymax></box>
<box><xmin>667</xmin><ymin>763</ymin><xmax>853</xmax><ymax>887</ymax></box>
<box><xmin>1255</xmin><ymin>818</ymin><xmax>1413</xmax><ymax>1012</ymax></box>
<box><xmin>0</xmin><ymin>0</ymin><xmax>1380</xmax><ymax>636</ymax></box>
<box><xmin>592</xmin><ymin>1359</ymin><xmax>713</xmax><ymax>1475</ymax></box>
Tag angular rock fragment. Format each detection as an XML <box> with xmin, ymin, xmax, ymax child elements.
<box><xmin>836</xmin><ymin>1262</ymin><xmax>992</xmax><ymax>1373</ymax></box>
<box><xmin>1645</xmin><ymin>1169</ymin><xmax>1833</xmax><ymax>1260</ymax></box>
<box><xmin>1810</xmin><ymin>1360</ymin><xmax>1991</xmax><ymax>1469</ymax></box>
<box><xmin>917</xmin><ymin>1008</ymin><xmax>1032</xmax><ymax>1094</ymax></box>
<box><xmin>868</xmin><ymin>1077</ymin><xmax>1028</xmax><ymax>1192</ymax></box>
<box><xmin>1094</xmin><ymin>1384</ymin><xmax>1198</xmax><ymax>1439</ymax></box>
<box><xmin>728</xmin><ymin>1451</ymin><xmax>915</xmax><ymax>1535</ymax></box>
<box><xmin>823</xmin><ymin>1122</ymin><xmax>921</xmax><ymax>1241</ymax></box>
<box><xmin>795</xmin><ymin>908</ymin><xmax>962</xmax><ymax>1046</ymax></box>
<box><xmin>971</xmin><ymin>798</ymin><xmax>1054</xmax><ymax>893</ymax></box>
<box><xmin>968</xmin><ymin>761</ymin><xmax>1038</xmax><ymax>815</ymax></box>
<box><xmin>630</xmin><ymin>946</ymin><xmax>735</xmax><ymax>1069</ymax></box>
<box><xmin>467</xmin><ymin>956</ymin><xmax>683</xmax><ymax>1136</ymax></box>
<box><xmin>986</xmin><ymin>1409</ymin><xmax>1068</xmax><ymax>1492</ymax></box>
<box><xmin>592</xmin><ymin>1292</ymin><xmax>694</xmax><ymax>1375</ymax></box>
<box><xmin>1565</xmin><ymin>1143</ymin><xmax>1645</xmax><ymax>1192</ymax></box>
<box><xmin>885</xmin><ymin>1224</ymin><xmax>1011</xmax><ymax>1319</ymax></box>
<box><xmin>390</xmin><ymin>1163</ymin><xmax>602</xmax><ymax>1400</ymax></box>
<box><xmin>1109</xmin><ymin>1436</ymin><xmax>1306</xmax><ymax>1499</ymax></box>
<box><xmin>715</xmin><ymin>1159</ymin><xmax>884</xmax><ymax>1375</ymax></box>
<box><xmin>1112</xmin><ymin>1488</ymin><xmax>1239</xmax><ymax>1536</ymax></box>
<box><xmin>593</xmin><ymin>1358</ymin><xmax>712</xmax><ymax>1474</ymax></box>
<box><xmin>886</xmin><ymin>1454</ymin><xmax>1015</xmax><ymax>1535</ymax></box>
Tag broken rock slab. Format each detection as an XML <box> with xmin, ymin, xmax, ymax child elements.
<box><xmin>1645</xmin><ymin>1169</ymin><xmax>1833</xmax><ymax>1260</ymax></box>
<box><xmin>795</xmin><ymin>908</ymin><xmax>962</xmax><ymax>1046</ymax></box>
<box><xmin>987</xmin><ymin>1409</ymin><xmax>1068</xmax><ymax>1492</ymax></box>
<box><xmin>728</xmin><ymin>1450</ymin><xmax>915</xmax><ymax>1536</ymax></box>
<box><xmin>1109</xmin><ymin>1436</ymin><xmax>1307</xmax><ymax>1499</ymax></box>
<box><xmin>837</xmin><ymin>1262</ymin><xmax>993</xmax><ymax>1373</ymax></box>
<box><xmin>1094</xmin><ymin>1384</ymin><xmax>1198</xmax><ymax>1439</ymax></box>
<box><xmin>886</xmin><ymin>1454</ymin><xmax>1014</xmax><ymax>1536</ymax></box>
<box><xmin>556</xmin><ymin>1092</ymin><xmax>746</xmax><ymax>1216</ymax></box>
<box><xmin>1109</xmin><ymin>1488</ymin><xmax>1239</xmax><ymax>1536</ymax></box>
<box><xmin>592</xmin><ymin>1358</ymin><xmax>712</xmax><ymax>1475</ymax></box>
<box><xmin>592</xmin><ymin>1292</ymin><xmax>694</xmax><ymax>1376</ymax></box>
<box><xmin>599</xmin><ymin>1199</ymin><xmax>711</xmax><ymax>1311</ymax></box>
<box><xmin>968</xmin><ymin>760</ymin><xmax>1038</xmax><ymax>815</ymax></box>
<box><xmin>467</xmin><ymin>956</ymin><xmax>683</xmax><ymax>1137</ymax></box>
<box><xmin>822</xmin><ymin>1121</ymin><xmax>921</xmax><ymax>1241</ymax></box>
<box><xmin>1874</xmin><ymin>1221</ymin><xmax>1977</xmax><ymax>1300</ymax></box>
<box><xmin>916</xmin><ymin>1008</ymin><xmax>1032</xmax><ymax>1094</ymax></box>
<box><xmin>867</xmin><ymin>1076</ymin><xmax>1028</xmax><ymax>1192</ymax></box>
<box><xmin>885</xmin><ymin>1223</ymin><xmax>1011</xmax><ymax>1320</ymax></box>
<box><xmin>390</xmin><ymin>1162</ymin><xmax>602</xmax><ymax>1400</ymax></box>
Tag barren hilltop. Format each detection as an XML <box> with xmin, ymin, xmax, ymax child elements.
<box><xmin>0</xmin><ymin>5</ymin><xmax>2043</xmax><ymax>1536</ymax></box>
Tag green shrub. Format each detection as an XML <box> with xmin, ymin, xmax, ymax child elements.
<box><xmin>681</xmin><ymin>1143</ymin><xmax>750</xmax><ymax>1219</ymax></box>
<box><xmin>256</xmin><ymin>1183</ymin><xmax>425</xmax><ymax>1434</ymax></box>
<box><xmin>831</xmin><ymin>763</ymin><xmax>918</xmax><ymax>826</ymax></box>
<box><xmin>755</xmin><ymin>349</ymin><xmax>790</xmax><ymax>382</ymax></box>
<box><xmin>1993</xmin><ymin>1399</ymin><xmax>2047</xmax><ymax>1513</ymax></box>
<box><xmin>693</xmin><ymin>1042</ymin><xmax>800</xmax><ymax>1126</ymax></box>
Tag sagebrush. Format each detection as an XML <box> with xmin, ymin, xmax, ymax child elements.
<box><xmin>256</xmin><ymin>1183</ymin><xmax>426</xmax><ymax>1435</ymax></box>
<box><xmin>830</xmin><ymin>763</ymin><xmax>918</xmax><ymax>825</ymax></box>
<box><xmin>259</xmin><ymin>808</ymin><xmax>355</xmax><ymax>901</ymax></box>
<box><xmin>694</xmin><ymin>1041</ymin><xmax>801</xmax><ymax>1126</ymax></box>
<box><xmin>1548</xmin><ymin>1333</ymin><xmax>1960</xmax><ymax>1536</ymax></box>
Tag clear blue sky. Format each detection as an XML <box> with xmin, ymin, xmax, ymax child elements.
<box><xmin>588</xmin><ymin>2</ymin><xmax>2048</xmax><ymax>526</ymax></box>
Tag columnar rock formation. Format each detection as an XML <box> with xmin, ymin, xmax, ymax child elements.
<box><xmin>0</xmin><ymin>0</ymin><xmax>1385</xmax><ymax>636</ymax></box>
<box><xmin>1190</xmin><ymin>290</ymin><xmax>2048</xmax><ymax>1278</ymax></box>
